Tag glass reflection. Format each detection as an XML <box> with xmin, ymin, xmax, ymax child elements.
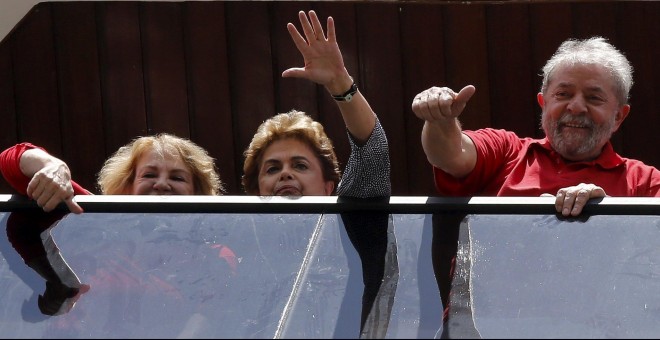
<box><xmin>0</xmin><ymin>211</ymin><xmax>437</xmax><ymax>339</ymax></box>
<box><xmin>445</xmin><ymin>214</ymin><xmax>660</xmax><ymax>339</ymax></box>
<box><xmin>6</xmin><ymin>211</ymin><xmax>89</xmax><ymax>317</ymax></box>
<box><xmin>340</xmin><ymin>210</ymin><xmax>399</xmax><ymax>338</ymax></box>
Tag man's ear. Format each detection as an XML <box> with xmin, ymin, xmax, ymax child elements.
<box><xmin>613</xmin><ymin>104</ymin><xmax>631</xmax><ymax>131</ymax></box>
<box><xmin>537</xmin><ymin>92</ymin><xmax>545</xmax><ymax>108</ymax></box>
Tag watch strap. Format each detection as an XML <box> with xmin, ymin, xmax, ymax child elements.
<box><xmin>332</xmin><ymin>81</ymin><xmax>358</xmax><ymax>102</ymax></box>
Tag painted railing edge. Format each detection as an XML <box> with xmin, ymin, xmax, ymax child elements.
<box><xmin>1</xmin><ymin>194</ymin><xmax>659</xmax><ymax>215</ymax></box>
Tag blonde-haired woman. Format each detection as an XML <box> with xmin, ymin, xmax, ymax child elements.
<box><xmin>98</xmin><ymin>133</ymin><xmax>222</xmax><ymax>196</ymax></box>
<box><xmin>0</xmin><ymin>133</ymin><xmax>223</xmax><ymax>214</ymax></box>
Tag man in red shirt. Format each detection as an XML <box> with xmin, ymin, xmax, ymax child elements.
<box><xmin>411</xmin><ymin>36</ymin><xmax>660</xmax><ymax>331</ymax></box>
<box><xmin>412</xmin><ymin>36</ymin><xmax>660</xmax><ymax>215</ymax></box>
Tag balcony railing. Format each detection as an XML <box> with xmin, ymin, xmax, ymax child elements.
<box><xmin>1</xmin><ymin>195</ymin><xmax>658</xmax><ymax>338</ymax></box>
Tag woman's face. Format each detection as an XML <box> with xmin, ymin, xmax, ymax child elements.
<box><xmin>257</xmin><ymin>138</ymin><xmax>334</xmax><ymax>196</ymax></box>
<box><xmin>131</xmin><ymin>149</ymin><xmax>195</xmax><ymax>195</ymax></box>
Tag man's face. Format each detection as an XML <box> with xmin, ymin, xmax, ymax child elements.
<box><xmin>538</xmin><ymin>63</ymin><xmax>630</xmax><ymax>161</ymax></box>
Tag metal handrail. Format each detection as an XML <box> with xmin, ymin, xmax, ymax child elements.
<box><xmin>1</xmin><ymin>194</ymin><xmax>659</xmax><ymax>215</ymax></box>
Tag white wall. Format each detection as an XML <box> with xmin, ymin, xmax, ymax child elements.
<box><xmin>0</xmin><ymin>0</ymin><xmax>189</xmax><ymax>44</ymax></box>
<box><xmin>0</xmin><ymin>0</ymin><xmax>38</xmax><ymax>43</ymax></box>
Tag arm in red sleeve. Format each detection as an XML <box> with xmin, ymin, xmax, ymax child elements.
<box><xmin>1</xmin><ymin>143</ymin><xmax>40</xmax><ymax>195</ymax></box>
<box><xmin>0</xmin><ymin>143</ymin><xmax>90</xmax><ymax>196</ymax></box>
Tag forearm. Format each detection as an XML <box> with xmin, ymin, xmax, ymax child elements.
<box><xmin>325</xmin><ymin>72</ymin><xmax>376</xmax><ymax>143</ymax></box>
<box><xmin>421</xmin><ymin>119</ymin><xmax>476</xmax><ymax>178</ymax></box>
<box><xmin>20</xmin><ymin>149</ymin><xmax>67</xmax><ymax>178</ymax></box>
<box><xmin>335</xmin><ymin>92</ymin><xmax>376</xmax><ymax>143</ymax></box>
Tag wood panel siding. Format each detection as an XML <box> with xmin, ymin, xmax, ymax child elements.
<box><xmin>182</xmin><ymin>1</ymin><xmax>237</xmax><ymax>193</ymax></box>
<box><xmin>1</xmin><ymin>1</ymin><xmax>659</xmax><ymax>195</ymax></box>
<box><xmin>0</xmin><ymin>42</ymin><xmax>17</xmax><ymax>174</ymax></box>
<box><xmin>96</xmin><ymin>2</ymin><xmax>148</xmax><ymax>156</ymax></box>
<box><xmin>52</xmin><ymin>2</ymin><xmax>106</xmax><ymax>193</ymax></box>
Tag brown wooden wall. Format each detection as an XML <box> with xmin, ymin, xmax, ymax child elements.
<box><xmin>1</xmin><ymin>1</ymin><xmax>659</xmax><ymax>196</ymax></box>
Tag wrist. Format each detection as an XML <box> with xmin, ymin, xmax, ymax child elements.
<box><xmin>331</xmin><ymin>80</ymin><xmax>358</xmax><ymax>103</ymax></box>
<box><xmin>427</xmin><ymin>117</ymin><xmax>462</xmax><ymax>133</ymax></box>
<box><xmin>325</xmin><ymin>70</ymin><xmax>354</xmax><ymax>96</ymax></box>
<box><xmin>20</xmin><ymin>148</ymin><xmax>54</xmax><ymax>177</ymax></box>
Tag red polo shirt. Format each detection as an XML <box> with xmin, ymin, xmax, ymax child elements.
<box><xmin>0</xmin><ymin>143</ymin><xmax>90</xmax><ymax>196</ymax></box>
<box><xmin>433</xmin><ymin>128</ymin><xmax>660</xmax><ymax>197</ymax></box>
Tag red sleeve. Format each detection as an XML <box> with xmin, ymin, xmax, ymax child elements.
<box><xmin>0</xmin><ymin>143</ymin><xmax>91</xmax><ymax>196</ymax></box>
<box><xmin>1</xmin><ymin>143</ymin><xmax>39</xmax><ymax>195</ymax></box>
<box><xmin>433</xmin><ymin>129</ymin><xmax>523</xmax><ymax>196</ymax></box>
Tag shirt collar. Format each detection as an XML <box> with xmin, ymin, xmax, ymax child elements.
<box><xmin>534</xmin><ymin>137</ymin><xmax>624</xmax><ymax>169</ymax></box>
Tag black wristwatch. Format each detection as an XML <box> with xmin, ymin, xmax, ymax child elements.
<box><xmin>332</xmin><ymin>81</ymin><xmax>358</xmax><ymax>102</ymax></box>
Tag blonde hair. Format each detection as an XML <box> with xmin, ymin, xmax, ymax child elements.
<box><xmin>97</xmin><ymin>133</ymin><xmax>223</xmax><ymax>195</ymax></box>
<box><xmin>242</xmin><ymin>110</ymin><xmax>340</xmax><ymax>195</ymax></box>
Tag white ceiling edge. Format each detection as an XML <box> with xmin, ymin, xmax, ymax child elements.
<box><xmin>0</xmin><ymin>0</ymin><xmax>38</xmax><ymax>43</ymax></box>
<box><xmin>0</xmin><ymin>0</ymin><xmax>209</xmax><ymax>45</ymax></box>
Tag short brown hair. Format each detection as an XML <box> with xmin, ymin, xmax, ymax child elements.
<box><xmin>242</xmin><ymin>110</ymin><xmax>341</xmax><ymax>195</ymax></box>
